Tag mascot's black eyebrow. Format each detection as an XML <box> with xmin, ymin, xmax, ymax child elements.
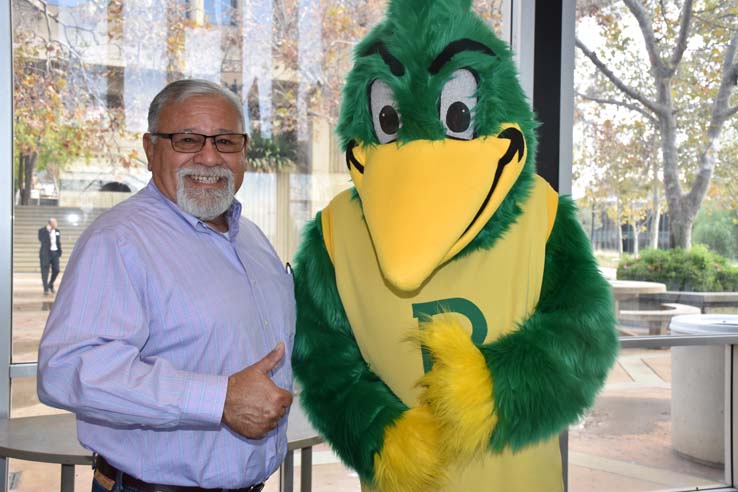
<box><xmin>429</xmin><ymin>39</ymin><xmax>496</xmax><ymax>75</ymax></box>
<box><xmin>361</xmin><ymin>42</ymin><xmax>405</xmax><ymax>76</ymax></box>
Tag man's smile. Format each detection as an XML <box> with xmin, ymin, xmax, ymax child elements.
<box><xmin>187</xmin><ymin>175</ymin><xmax>225</xmax><ymax>185</ymax></box>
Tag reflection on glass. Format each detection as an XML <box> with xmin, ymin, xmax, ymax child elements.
<box><xmin>8</xmin><ymin>459</ymin><xmax>92</xmax><ymax>492</ymax></box>
<box><xmin>11</xmin><ymin>377</ymin><xmax>64</xmax><ymax>418</ymax></box>
<box><xmin>11</xmin><ymin>11</ymin><xmax>507</xmax><ymax>490</ymax></box>
<box><xmin>569</xmin><ymin>346</ymin><xmax>725</xmax><ymax>492</ymax></box>
<box><xmin>10</xmin><ymin>0</ymin><xmax>503</xmax><ymax>366</ymax></box>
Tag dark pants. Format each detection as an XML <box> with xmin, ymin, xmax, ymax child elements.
<box><xmin>40</xmin><ymin>250</ymin><xmax>60</xmax><ymax>292</ymax></box>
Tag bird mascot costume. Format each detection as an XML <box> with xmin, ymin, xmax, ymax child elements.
<box><xmin>291</xmin><ymin>0</ymin><xmax>619</xmax><ymax>490</ymax></box>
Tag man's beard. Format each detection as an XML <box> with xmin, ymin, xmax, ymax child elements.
<box><xmin>176</xmin><ymin>165</ymin><xmax>235</xmax><ymax>221</ymax></box>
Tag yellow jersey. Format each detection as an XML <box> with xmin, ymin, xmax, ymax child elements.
<box><xmin>321</xmin><ymin>175</ymin><xmax>563</xmax><ymax>492</ymax></box>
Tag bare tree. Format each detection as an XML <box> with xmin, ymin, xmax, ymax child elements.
<box><xmin>576</xmin><ymin>0</ymin><xmax>738</xmax><ymax>248</ymax></box>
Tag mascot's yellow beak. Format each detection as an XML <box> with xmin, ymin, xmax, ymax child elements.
<box><xmin>347</xmin><ymin>123</ymin><xmax>526</xmax><ymax>292</ymax></box>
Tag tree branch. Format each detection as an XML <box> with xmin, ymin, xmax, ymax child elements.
<box><xmin>575</xmin><ymin>37</ymin><xmax>663</xmax><ymax>115</ymax></box>
<box><xmin>687</xmin><ymin>25</ymin><xmax>738</xmax><ymax>207</ymax></box>
<box><xmin>576</xmin><ymin>90</ymin><xmax>658</xmax><ymax>124</ymax></box>
<box><xmin>623</xmin><ymin>0</ymin><xmax>666</xmax><ymax>74</ymax></box>
<box><xmin>668</xmin><ymin>0</ymin><xmax>693</xmax><ymax>69</ymax></box>
<box><xmin>24</xmin><ymin>0</ymin><xmax>113</xmax><ymax>110</ymax></box>
<box><xmin>722</xmin><ymin>105</ymin><xmax>738</xmax><ymax>120</ymax></box>
<box><xmin>708</xmin><ymin>28</ymin><xmax>738</xmax><ymax>133</ymax></box>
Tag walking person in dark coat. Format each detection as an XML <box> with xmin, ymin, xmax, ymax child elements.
<box><xmin>39</xmin><ymin>217</ymin><xmax>62</xmax><ymax>294</ymax></box>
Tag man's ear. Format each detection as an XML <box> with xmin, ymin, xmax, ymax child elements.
<box><xmin>143</xmin><ymin>133</ymin><xmax>154</xmax><ymax>171</ymax></box>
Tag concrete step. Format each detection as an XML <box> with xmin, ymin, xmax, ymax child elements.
<box><xmin>13</xmin><ymin>206</ymin><xmax>108</xmax><ymax>273</ymax></box>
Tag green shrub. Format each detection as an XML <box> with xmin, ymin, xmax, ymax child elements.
<box><xmin>693</xmin><ymin>206</ymin><xmax>738</xmax><ymax>260</ymax></box>
<box><xmin>247</xmin><ymin>131</ymin><xmax>297</xmax><ymax>171</ymax></box>
<box><xmin>616</xmin><ymin>245</ymin><xmax>738</xmax><ymax>292</ymax></box>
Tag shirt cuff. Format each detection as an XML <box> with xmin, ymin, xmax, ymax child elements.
<box><xmin>179</xmin><ymin>373</ymin><xmax>228</xmax><ymax>426</ymax></box>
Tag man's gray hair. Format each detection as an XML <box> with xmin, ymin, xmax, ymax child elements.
<box><xmin>147</xmin><ymin>79</ymin><xmax>245</xmax><ymax>133</ymax></box>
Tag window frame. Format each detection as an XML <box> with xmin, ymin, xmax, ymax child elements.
<box><xmin>2</xmin><ymin>1</ymin><xmax>737</xmax><ymax>492</ymax></box>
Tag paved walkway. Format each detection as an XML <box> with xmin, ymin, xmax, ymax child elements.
<box><xmin>6</xmin><ymin>273</ymin><xmax>729</xmax><ymax>492</ymax></box>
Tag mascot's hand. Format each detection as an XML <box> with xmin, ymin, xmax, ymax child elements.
<box><xmin>373</xmin><ymin>406</ymin><xmax>448</xmax><ymax>492</ymax></box>
<box><xmin>415</xmin><ymin>317</ymin><xmax>497</xmax><ymax>463</ymax></box>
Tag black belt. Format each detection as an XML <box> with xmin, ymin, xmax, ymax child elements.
<box><xmin>94</xmin><ymin>455</ymin><xmax>265</xmax><ymax>492</ymax></box>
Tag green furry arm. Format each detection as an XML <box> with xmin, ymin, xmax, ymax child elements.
<box><xmin>482</xmin><ymin>196</ymin><xmax>619</xmax><ymax>451</ymax></box>
<box><xmin>292</xmin><ymin>214</ymin><xmax>408</xmax><ymax>482</ymax></box>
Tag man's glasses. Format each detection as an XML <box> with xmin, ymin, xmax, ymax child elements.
<box><xmin>151</xmin><ymin>132</ymin><xmax>248</xmax><ymax>153</ymax></box>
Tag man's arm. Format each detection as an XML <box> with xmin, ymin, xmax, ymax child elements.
<box><xmin>37</xmin><ymin>229</ymin><xmax>227</xmax><ymax>428</ymax></box>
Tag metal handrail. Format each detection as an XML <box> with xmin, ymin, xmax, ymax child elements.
<box><xmin>620</xmin><ymin>334</ymin><xmax>738</xmax><ymax>349</ymax></box>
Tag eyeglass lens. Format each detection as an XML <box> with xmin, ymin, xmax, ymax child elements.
<box><xmin>171</xmin><ymin>133</ymin><xmax>246</xmax><ymax>153</ymax></box>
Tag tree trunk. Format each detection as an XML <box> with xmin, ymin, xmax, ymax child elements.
<box><xmin>17</xmin><ymin>155</ymin><xmax>25</xmax><ymax>204</ymax></box>
<box><xmin>670</xmin><ymin>215</ymin><xmax>693</xmax><ymax>250</ymax></box>
<box><xmin>649</xmin><ymin>185</ymin><xmax>660</xmax><ymax>249</ymax></box>
<box><xmin>631</xmin><ymin>222</ymin><xmax>639</xmax><ymax>257</ymax></box>
<box><xmin>616</xmin><ymin>201</ymin><xmax>623</xmax><ymax>256</ymax></box>
<box><xmin>590</xmin><ymin>201</ymin><xmax>596</xmax><ymax>245</ymax></box>
<box><xmin>19</xmin><ymin>152</ymin><xmax>37</xmax><ymax>206</ymax></box>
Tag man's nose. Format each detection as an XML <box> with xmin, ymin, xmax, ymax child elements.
<box><xmin>194</xmin><ymin>137</ymin><xmax>223</xmax><ymax>165</ymax></box>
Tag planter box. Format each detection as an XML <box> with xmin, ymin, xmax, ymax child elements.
<box><xmin>669</xmin><ymin>314</ymin><xmax>738</xmax><ymax>466</ymax></box>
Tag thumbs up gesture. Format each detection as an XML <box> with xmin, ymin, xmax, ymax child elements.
<box><xmin>222</xmin><ymin>342</ymin><xmax>293</xmax><ymax>439</ymax></box>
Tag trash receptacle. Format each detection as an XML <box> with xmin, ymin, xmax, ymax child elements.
<box><xmin>670</xmin><ymin>314</ymin><xmax>738</xmax><ymax>466</ymax></box>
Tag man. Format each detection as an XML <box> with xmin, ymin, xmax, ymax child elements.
<box><xmin>38</xmin><ymin>79</ymin><xmax>295</xmax><ymax>492</ymax></box>
<box><xmin>38</xmin><ymin>217</ymin><xmax>62</xmax><ymax>294</ymax></box>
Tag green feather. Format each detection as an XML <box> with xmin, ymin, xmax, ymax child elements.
<box><xmin>291</xmin><ymin>214</ymin><xmax>408</xmax><ymax>484</ymax></box>
<box><xmin>481</xmin><ymin>196</ymin><xmax>619</xmax><ymax>451</ymax></box>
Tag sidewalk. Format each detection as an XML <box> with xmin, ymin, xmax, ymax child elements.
<box><xmin>7</xmin><ymin>273</ymin><xmax>728</xmax><ymax>492</ymax></box>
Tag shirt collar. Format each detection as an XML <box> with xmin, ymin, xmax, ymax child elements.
<box><xmin>146</xmin><ymin>180</ymin><xmax>242</xmax><ymax>237</ymax></box>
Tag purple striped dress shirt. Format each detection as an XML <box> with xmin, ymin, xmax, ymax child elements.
<box><xmin>37</xmin><ymin>181</ymin><xmax>295</xmax><ymax>488</ymax></box>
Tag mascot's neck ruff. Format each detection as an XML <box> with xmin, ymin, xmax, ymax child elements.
<box><xmin>292</xmin><ymin>1</ymin><xmax>619</xmax><ymax>491</ymax></box>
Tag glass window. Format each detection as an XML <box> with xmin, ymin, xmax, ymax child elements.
<box><xmin>572</xmin><ymin>1</ymin><xmax>738</xmax><ymax>490</ymax></box>
<box><xmin>8</xmin><ymin>0</ymin><xmax>505</xmax><ymax>488</ymax></box>
<box><xmin>569</xmin><ymin>345</ymin><xmax>728</xmax><ymax>491</ymax></box>
<box><xmin>573</xmin><ymin>1</ymin><xmax>738</xmax><ymax>263</ymax></box>
<box><xmin>10</xmin><ymin>0</ymin><xmax>505</xmax><ymax>395</ymax></box>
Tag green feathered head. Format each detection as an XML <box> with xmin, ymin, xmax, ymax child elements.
<box><xmin>337</xmin><ymin>0</ymin><xmax>539</xmax><ymax>292</ymax></box>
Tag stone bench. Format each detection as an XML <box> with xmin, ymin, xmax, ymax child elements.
<box><xmin>640</xmin><ymin>291</ymin><xmax>738</xmax><ymax>314</ymax></box>
<box><xmin>619</xmin><ymin>302</ymin><xmax>702</xmax><ymax>335</ymax></box>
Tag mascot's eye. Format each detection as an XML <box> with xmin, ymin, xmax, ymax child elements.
<box><xmin>379</xmin><ymin>106</ymin><xmax>400</xmax><ymax>135</ymax></box>
<box><xmin>439</xmin><ymin>69</ymin><xmax>477</xmax><ymax>140</ymax></box>
<box><xmin>446</xmin><ymin>102</ymin><xmax>471</xmax><ymax>132</ymax></box>
<box><xmin>370</xmin><ymin>79</ymin><xmax>402</xmax><ymax>144</ymax></box>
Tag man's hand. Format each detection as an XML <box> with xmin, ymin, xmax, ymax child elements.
<box><xmin>222</xmin><ymin>342</ymin><xmax>293</xmax><ymax>439</ymax></box>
